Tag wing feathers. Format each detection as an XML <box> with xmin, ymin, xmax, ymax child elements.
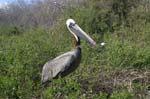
<box><xmin>42</xmin><ymin>52</ymin><xmax>75</xmax><ymax>83</ymax></box>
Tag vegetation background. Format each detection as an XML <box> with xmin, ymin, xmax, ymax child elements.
<box><xmin>0</xmin><ymin>0</ymin><xmax>150</xmax><ymax>98</ymax></box>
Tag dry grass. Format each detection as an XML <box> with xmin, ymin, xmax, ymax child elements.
<box><xmin>77</xmin><ymin>68</ymin><xmax>150</xmax><ymax>99</ymax></box>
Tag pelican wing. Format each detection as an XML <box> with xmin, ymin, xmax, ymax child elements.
<box><xmin>42</xmin><ymin>51</ymin><xmax>75</xmax><ymax>83</ymax></box>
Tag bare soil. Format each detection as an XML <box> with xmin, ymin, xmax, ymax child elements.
<box><xmin>78</xmin><ymin>68</ymin><xmax>150</xmax><ymax>99</ymax></box>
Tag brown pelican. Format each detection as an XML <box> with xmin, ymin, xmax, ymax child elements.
<box><xmin>42</xmin><ymin>19</ymin><xmax>96</xmax><ymax>84</ymax></box>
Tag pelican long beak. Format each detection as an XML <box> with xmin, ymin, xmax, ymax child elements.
<box><xmin>69</xmin><ymin>24</ymin><xmax>96</xmax><ymax>46</ymax></box>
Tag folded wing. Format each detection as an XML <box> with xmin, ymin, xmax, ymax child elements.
<box><xmin>42</xmin><ymin>51</ymin><xmax>75</xmax><ymax>83</ymax></box>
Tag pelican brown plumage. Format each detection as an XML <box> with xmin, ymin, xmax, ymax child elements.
<box><xmin>42</xmin><ymin>19</ymin><xmax>96</xmax><ymax>84</ymax></box>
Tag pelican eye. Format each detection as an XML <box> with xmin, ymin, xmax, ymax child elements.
<box><xmin>69</xmin><ymin>23</ymin><xmax>76</xmax><ymax>27</ymax></box>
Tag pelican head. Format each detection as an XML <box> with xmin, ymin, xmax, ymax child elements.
<box><xmin>66</xmin><ymin>19</ymin><xmax>96</xmax><ymax>46</ymax></box>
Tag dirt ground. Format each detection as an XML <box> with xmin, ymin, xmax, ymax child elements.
<box><xmin>78</xmin><ymin>68</ymin><xmax>150</xmax><ymax>99</ymax></box>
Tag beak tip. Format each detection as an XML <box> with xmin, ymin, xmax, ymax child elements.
<box><xmin>91</xmin><ymin>41</ymin><xmax>96</xmax><ymax>46</ymax></box>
